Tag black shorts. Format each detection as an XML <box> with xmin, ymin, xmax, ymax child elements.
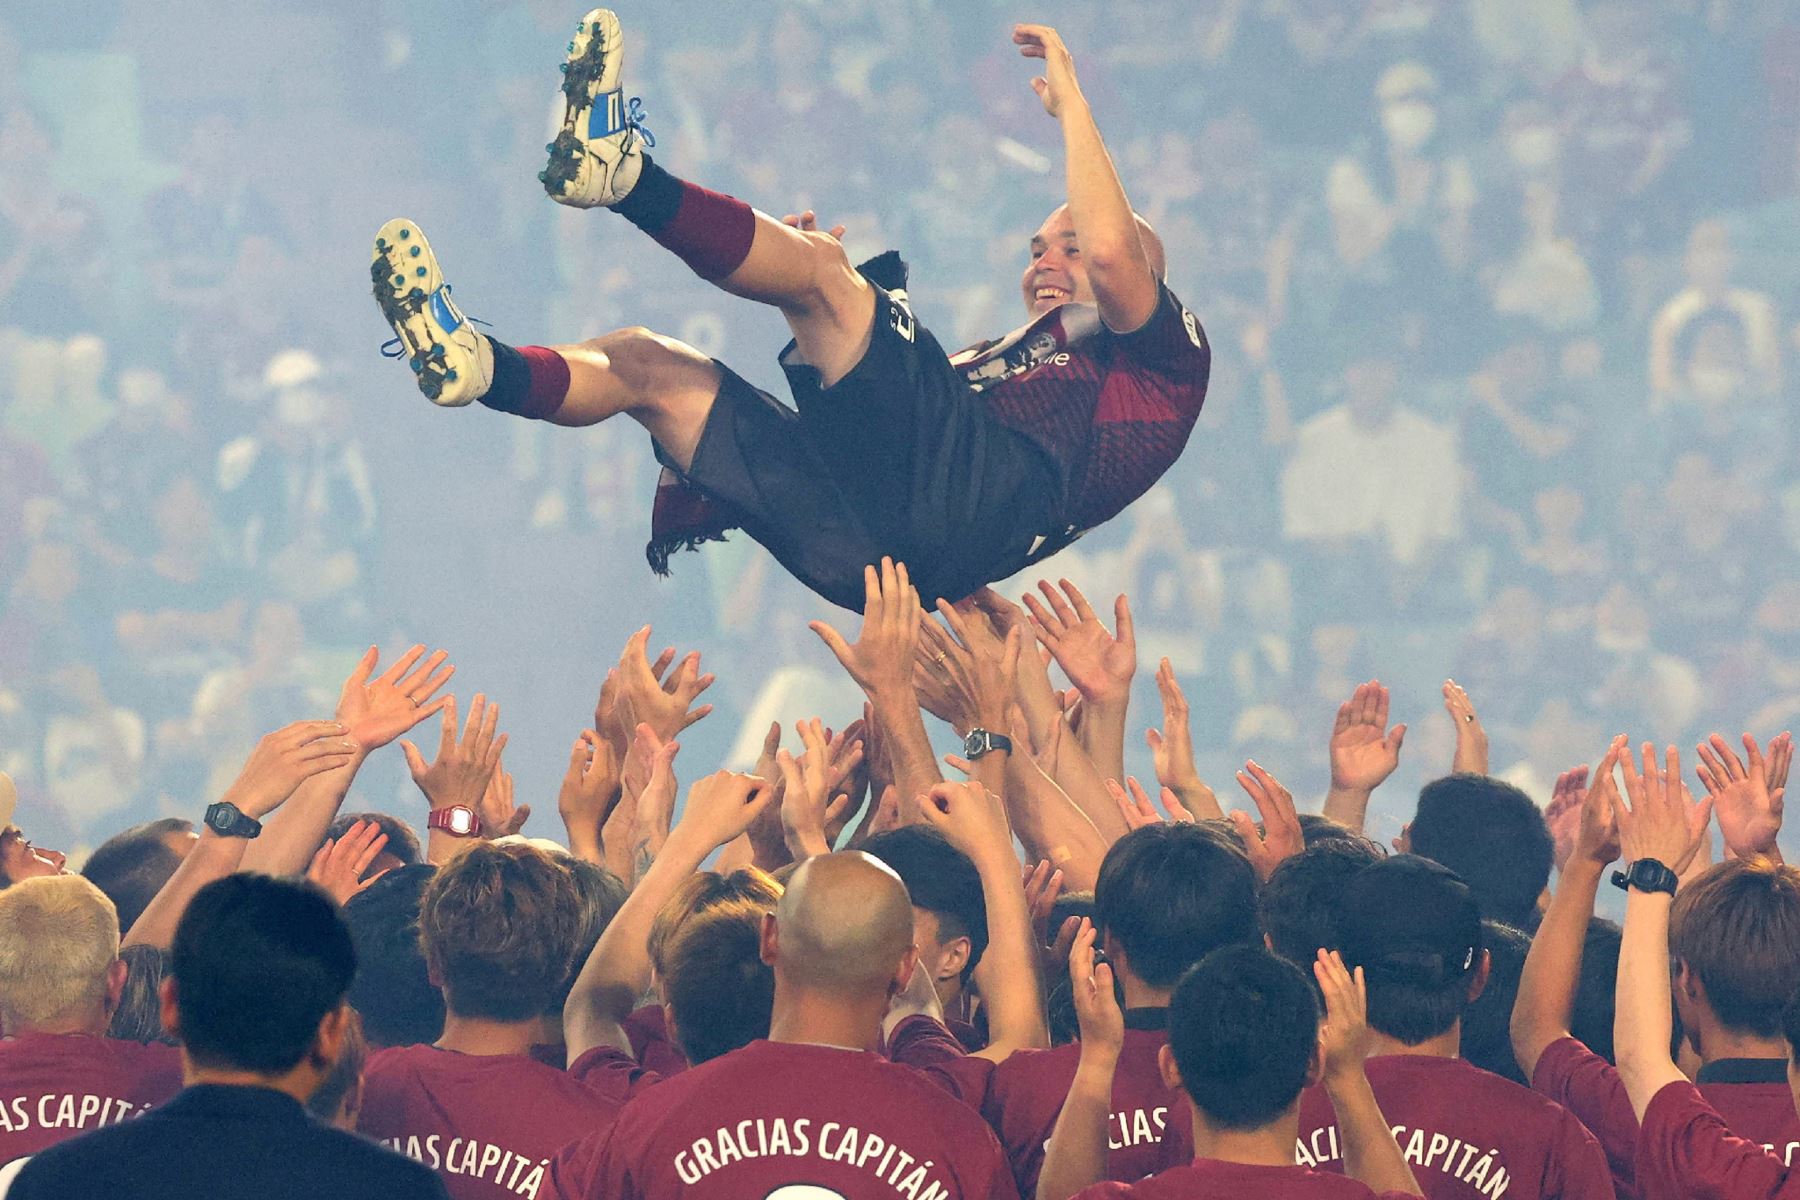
<box><xmin>676</xmin><ymin>286</ymin><xmax>1060</xmax><ymax>610</ymax></box>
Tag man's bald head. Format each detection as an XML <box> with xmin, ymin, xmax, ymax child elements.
<box><xmin>1024</xmin><ymin>205</ymin><xmax>1167</xmax><ymax>317</ymax></box>
<box><xmin>766</xmin><ymin>852</ymin><xmax>916</xmax><ymax>998</ymax></box>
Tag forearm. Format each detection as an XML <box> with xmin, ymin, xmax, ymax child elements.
<box><xmin>1074</xmin><ymin>700</ymin><xmax>1128</xmax><ymax>795</ymax></box>
<box><xmin>240</xmin><ymin>756</ymin><xmax>362</xmax><ymax>875</ymax></box>
<box><xmin>1050</xmin><ymin>740</ymin><xmax>1130</xmax><ymax>844</ymax></box>
<box><xmin>969</xmin><ymin>845</ymin><xmax>1048</xmax><ymax>1063</ymax></box>
<box><xmin>1322</xmin><ymin>785</ymin><xmax>1374</xmax><ymax>834</ymax></box>
<box><xmin>124</xmin><ymin>830</ymin><xmax>249</xmax><ymax>949</ymax></box>
<box><xmin>1036</xmin><ymin>1053</ymin><xmax>1117</xmax><ymax>1200</ymax></box>
<box><xmin>1058</xmin><ymin>98</ymin><xmax>1149</xmax><ymax>290</ymax></box>
<box><xmin>563</xmin><ymin>819</ymin><xmax>604</xmax><ymax>866</ymax></box>
<box><xmin>1004</xmin><ymin>759</ymin><xmax>1107</xmax><ymax>891</ymax></box>
<box><xmin>1615</xmin><ymin>890</ymin><xmax>1684</xmax><ymax>1121</ymax></box>
<box><xmin>869</xmin><ymin>686</ymin><xmax>943</xmax><ymax>812</ymax></box>
<box><xmin>1512</xmin><ymin>859</ymin><xmax>1603</xmax><ymax>1077</ymax></box>
<box><xmin>1325</xmin><ymin>1071</ymin><xmax>1425</xmax><ymax>1196</ymax></box>
<box><xmin>565</xmin><ymin>831</ymin><xmax>710</xmax><ymax>1058</ymax></box>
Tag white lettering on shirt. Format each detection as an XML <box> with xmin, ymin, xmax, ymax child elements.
<box><xmin>1299</xmin><ymin>1124</ymin><xmax>1510</xmax><ymax>1197</ymax></box>
<box><xmin>0</xmin><ymin>1094</ymin><xmax>145</xmax><ymax>1135</ymax></box>
<box><xmin>382</xmin><ymin>1133</ymin><xmax>549</xmax><ymax>1198</ymax></box>
<box><xmin>671</xmin><ymin>1117</ymin><xmax>951</xmax><ymax>1196</ymax></box>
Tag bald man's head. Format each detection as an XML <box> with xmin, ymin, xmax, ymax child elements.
<box><xmin>763</xmin><ymin>853</ymin><xmax>916</xmax><ymax>999</ymax></box>
<box><xmin>1022</xmin><ymin>204</ymin><xmax>1167</xmax><ymax>317</ymax></box>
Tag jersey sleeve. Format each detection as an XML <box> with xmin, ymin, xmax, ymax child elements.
<box><xmin>887</xmin><ymin>1015</ymin><xmax>996</xmax><ymax>1109</ymax></box>
<box><xmin>1531</xmin><ymin>1037</ymin><xmax>1640</xmax><ymax>1197</ymax></box>
<box><xmin>1548</xmin><ymin>1103</ymin><xmax>1621</xmax><ymax>1200</ymax></box>
<box><xmin>568</xmin><ymin>1044</ymin><xmax>660</xmax><ymax>1106</ymax></box>
<box><xmin>1635</xmin><ymin>1079</ymin><xmax>1793</xmax><ymax>1200</ymax></box>
<box><xmin>1109</xmin><ymin>285</ymin><xmax>1210</xmax><ymax>385</ymax></box>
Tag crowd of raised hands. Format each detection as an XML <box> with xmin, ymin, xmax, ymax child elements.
<box><xmin>5</xmin><ymin>555</ymin><xmax>1800</xmax><ymax>1200</ymax></box>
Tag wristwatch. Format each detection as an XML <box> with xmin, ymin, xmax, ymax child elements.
<box><xmin>963</xmin><ymin>729</ymin><xmax>1014</xmax><ymax>761</ymax></box>
<box><xmin>1612</xmin><ymin>858</ymin><xmax>1679</xmax><ymax>896</ymax></box>
<box><xmin>428</xmin><ymin>805</ymin><xmax>482</xmax><ymax>838</ymax></box>
<box><xmin>203</xmin><ymin>801</ymin><xmax>263</xmax><ymax>840</ymax></box>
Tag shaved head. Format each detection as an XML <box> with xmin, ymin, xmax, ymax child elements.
<box><xmin>769</xmin><ymin>852</ymin><xmax>915</xmax><ymax>997</ymax></box>
<box><xmin>1023</xmin><ymin>205</ymin><xmax>1167</xmax><ymax>317</ymax></box>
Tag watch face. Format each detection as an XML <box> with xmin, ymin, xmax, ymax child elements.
<box><xmin>207</xmin><ymin>806</ymin><xmax>235</xmax><ymax>832</ymax></box>
<box><xmin>447</xmin><ymin>808</ymin><xmax>475</xmax><ymax>836</ymax></box>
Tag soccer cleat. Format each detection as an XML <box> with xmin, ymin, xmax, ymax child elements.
<box><xmin>369</xmin><ymin>218</ymin><xmax>492</xmax><ymax>407</ymax></box>
<box><xmin>541</xmin><ymin>8</ymin><xmax>654</xmax><ymax>208</ymax></box>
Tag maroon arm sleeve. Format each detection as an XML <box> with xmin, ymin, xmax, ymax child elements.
<box><xmin>1635</xmin><ymin>1080</ymin><xmax>1795</xmax><ymax>1200</ymax></box>
<box><xmin>1532</xmin><ymin>1036</ymin><xmax>1642</xmax><ymax>1199</ymax></box>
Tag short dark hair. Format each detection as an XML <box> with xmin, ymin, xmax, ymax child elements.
<box><xmin>1409</xmin><ymin>775</ymin><xmax>1552</xmax><ymax>928</ymax></box>
<box><xmin>1461</xmin><ymin>919</ymin><xmax>1530</xmax><ymax>1084</ymax></box>
<box><xmin>1045</xmin><ymin>891</ymin><xmax>1097</xmax><ymax>1045</ymax></box>
<box><xmin>1169</xmin><ymin>945</ymin><xmax>1319</xmax><ymax>1129</ymax></box>
<box><xmin>82</xmin><ymin>819</ymin><xmax>192</xmax><ymax>935</ymax></box>
<box><xmin>108</xmin><ymin>944</ymin><xmax>176</xmax><ymax>1044</ymax></box>
<box><xmin>1671</xmin><ymin>858</ymin><xmax>1800</xmax><ymax>1037</ymax></box>
<box><xmin>863</xmin><ymin>826</ymin><xmax>987</xmax><ymax>983</ymax></box>
<box><xmin>1296</xmin><ymin>813</ymin><xmax>1373</xmax><ymax>850</ymax></box>
<box><xmin>1336</xmin><ymin>856</ymin><xmax>1484</xmax><ymax>1046</ymax></box>
<box><xmin>1781</xmin><ymin>986</ymin><xmax>1800</xmax><ymax>1063</ymax></box>
<box><xmin>1260</xmin><ymin>839</ymin><xmax>1384</xmax><ymax>967</ymax></box>
<box><xmin>1096</xmin><ymin>824</ymin><xmax>1258</xmax><ymax>988</ymax></box>
<box><xmin>419</xmin><ymin>842</ymin><xmax>582</xmax><ymax>1022</ymax></box>
<box><xmin>325</xmin><ymin>812</ymin><xmax>421</xmax><ymax>868</ymax></box>
<box><xmin>647</xmin><ymin>868</ymin><xmax>782</xmax><ymax>979</ymax></box>
<box><xmin>171</xmin><ymin>874</ymin><xmax>355</xmax><ymax>1074</ymax></box>
<box><xmin>558</xmin><ymin>858</ymin><xmax>630</xmax><ymax>1008</ymax></box>
<box><xmin>307</xmin><ymin>1007</ymin><xmax>367</xmax><ymax>1123</ymax></box>
<box><xmin>662</xmin><ymin>901</ymin><xmax>774</xmax><ymax>1064</ymax></box>
<box><xmin>342</xmin><ymin>864</ymin><xmax>443</xmax><ymax>1047</ymax></box>
<box><xmin>1572</xmin><ymin>918</ymin><xmax>1622</xmax><ymax>1062</ymax></box>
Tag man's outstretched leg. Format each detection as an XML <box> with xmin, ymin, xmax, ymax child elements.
<box><xmin>542</xmin><ymin>8</ymin><xmax>877</xmax><ymax>388</ymax></box>
<box><xmin>371</xmin><ymin>219</ymin><xmax>722</xmax><ymax>469</ymax></box>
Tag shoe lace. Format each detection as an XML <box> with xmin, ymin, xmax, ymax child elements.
<box><xmin>378</xmin><ymin>284</ymin><xmax>491</xmax><ymax>358</ymax></box>
<box><xmin>624</xmin><ymin>96</ymin><xmax>657</xmax><ymax>149</ymax></box>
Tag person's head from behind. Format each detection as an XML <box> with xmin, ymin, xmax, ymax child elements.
<box><xmin>1260</xmin><ymin>838</ymin><xmax>1384</xmax><ymax>967</ymax></box>
<box><xmin>1670</xmin><ymin>858</ymin><xmax>1800</xmax><ymax>1055</ymax></box>
<box><xmin>0</xmin><ymin>874</ymin><xmax>126</xmax><ymax>1036</ymax></box>
<box><xmin>325</xmin><ymin>812</ymin><xmax>420</xmax><ymax>880</ymax></box>
<box><xmin>863</xmin><ymin>826</ymin><xmax>988</xmax><ymax>1001</ymax></box>
<box><xmin>1096</xmin><ymin>823</ymin><xmax>1258</xmax><ymax>996</ymax></box>
<box><xmin>109</xmin><ymin>944</ymin><xmax>176</xmax><ymax>1044</ymax></box>
<box><xmin>1461</xmin><ymin>920</ymin><xmax>1530</xmax><ymax>1085</ymax></box>
<box><xmin>1021</xmin><ymin>204</ymin><xmax>1165</xmax><ymax>317</ymax></box>
<box><xmin>81</xmin><ymin>818</ymin><xmax>196</xmax><ymax>934</ymax></box>
<box><xmin>553</xmin><ymin>857</ymin><xmax>629</xmax><ymax>1013</ymax></box>
<box><xmin>419</xmin><ymin>841</ymin><xmax>582</xmax><ymax>1023</ymax></box>
<box><xmin>342</xmin><ymin>864</ymin><xmax>444</xmax><ymax>1047</ymax></box>
<box><xmin>663</xmin><ymin>901</ymin><xmax>775</xmax><ymax>1064</ymax></box>
<box><xmin>165</xmin><ymin>874</ymin><xmax>356</xmax><ymax>1089</ymax></box>
<box><xmin>1335</xmin><ymin>855</ymin><xmax>1488</xmax><ymax>1048</ymax></box>
<box><xmin>1162</xmin><ymin>945</ymin><xmax>1321</xmax><ymax>1132</ymax></box>
<box><xmin>648</xmin><ymin>867</ymin><xmax>783</xmax><ymax>990</ymax></box>
<box><xmin>1408</xmin><ymin>774</ymin><xmax>1552</xmax><ymax>929</ymax></box>
<box><xmin>762</xmin><ymin>852</ymin><xmax>916</xmax><ymax>1013</ymax></box>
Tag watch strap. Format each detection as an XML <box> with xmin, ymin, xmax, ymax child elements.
<box><xmin>203</xmin><ymin>802</ymin><xmax>263</xmax><ymax>840</ymax></box>
<box><xmin>1612</xmin><ymin>858</ymin><xmax>1679</xmax><ymax>895</ymax></box>
<box><xmin>964</xmin><ymin>729</ymin><xmax>1014</xmax><ymax>760</ymax></box>
<box><xmin>427</xmin><ymin>806</ymin><xmax>482</xmax><ymax>837</ymax></box>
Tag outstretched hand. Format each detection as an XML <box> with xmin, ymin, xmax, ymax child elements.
<box><xmin>1696</xmin><ymin>733</ymin><xmax>1787</xmax><ymax>861</ymax></box>
<box><xmin>1612</xmin><ymin>742</ymin><xmax>1712</xmax><ymax>874</ymax></box>
<box><xmin>337</xmin><ymin>645</ymin><xmax>455</xmax><ymax>752</ymax></box>
<box><xmin>401</xmin><ymin>694</ymin><xmax>507</xmax><ymax>817</ymax></box>
<box><xmin>1023</xmin><ymin>580</ymin><xmax>1135</xmax><ymax>707</ymax></box>
<box><xmin>1330</xmin><ymin>681</ymin><xmax>1407</xmax><ymax>793</ymax></box>
<box><xmin>810</xmin><ymin>559</ymin><xmax>922</xmax><ymax>699</ymax></box>
<box><xmin>1229</xmin><ymin>760</ymin><xmax>1304</xmax><ymax>882</ymax></box>
<box><xmin>1014</xmin><ymin>24</ymin><xmax>1083</xmax><ymax>119</ymax></box>
<box><xmin>219</xmin><ymin>721</ymin><xmax>360</xmax><ymax>819</ymax></box>
<box><xmin>782</xmin><ymin>211</ymin><xmax>846</xmax><ymax>240</ymax></box>
<box><xmin>307</xmin><ymin>819</ymin><xmax>390</xmax><ymax>905</ymax></box>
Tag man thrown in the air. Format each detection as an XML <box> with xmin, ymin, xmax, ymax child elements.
<box><xmin>372</xmin><ymin>9</ymin><xmax>1210</xmax><ymax>611</ymax></box>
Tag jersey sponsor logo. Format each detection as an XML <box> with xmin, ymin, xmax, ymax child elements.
<box><xmin>0</xmin><ymin>1093</ymin><xmax>149</xmax><ymax>1136</ymax></box>
<box><xmin>673</xmin><ymin>1116</ymin><xmax>954</xmax><ymax>1199</ymax></box>
<box><xmin>1298</xmin><ymin>1123</ymin><xmax>1512</xmax><ymax>1198</ymax></box>
<box><xmin>1181</xmin><ymin>307</ymin><xmax>1204</xmax><ymax>350</ymax></box>
<box><xmin>382</xmin><ymin>1133</ymin><xmax>548</xmax><ymax>1198</ymax></box>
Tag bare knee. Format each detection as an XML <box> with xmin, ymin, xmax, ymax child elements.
<box><xmin>583</xmin><ymin>327</ymin><xmax>716</xmax><ymax>396</ymax></box>
<box><xmin>792</xmin><ymin>233</ymin><xmax>869</xmax><ymax>317</ymax></box>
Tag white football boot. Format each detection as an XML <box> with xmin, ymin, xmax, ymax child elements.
<box><xmin>370</xmin><ymin>218</ymin><xmax>492</xmax><ymax>407</ymax></box>
<box><xmin>540</xmin><ymin>8</ymin><xmax>653</xmax><ymax>208</ymax></box>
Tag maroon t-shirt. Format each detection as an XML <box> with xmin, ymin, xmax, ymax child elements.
<box><xmin>1296</xmin><ymin>1054</ymin><xmax>1612</xmax><ymax>1199</ymax></box>
<box><xmin>548</xmin><ymin>1038</ymin><xmax>1018</xmax><ymax>1199</ymax></box>
<box><xmin>953</xmin><ymin>286</ymin><xmax>1210</xmax><ymax>537</ymax></box>
<box><xmin>567</xmin><ymin>1044</ymin><xmax>663</xmax><ymax>1107</ymax></box>
<box><xmin>1636</xmin><ymin>1079</ymin><xmax>1800</xmax><ymax>1200</ymax></box>
<box><xmin>0</xmin><ymin>1033</ymin><xmax>182</xmax><ymax>1164</ymax></box>
<box><xmin>899</xmin><ymin>1009</ymin><xmax>1192</xmax><ymax>1197</ymax></box>
<box><xmin>358</xmin><ymin>1044</ymin><xmax>620</xmax><ymax>1199</ymax></box>
<box><xmin>1533</xmin><ymin>1036</ymin><xmax>1800</xmax><ymax>1198</ymax></box>
<box><xmin>1073</xmin><ymin>1158</ymin><xmax>1420</xmax><ymax>1199</ymax></box>
<box><xmin>621</xmin><ymin>1005</ymin><xmax>688</xmax><ymax>1080</ymax></box>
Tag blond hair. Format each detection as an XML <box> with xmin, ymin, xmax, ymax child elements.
<box><xmin>0</xmin><ymin>875</ymin><xmax>121</xmax><ymax>1030</ymax></box>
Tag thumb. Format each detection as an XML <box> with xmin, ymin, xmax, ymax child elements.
<box><xmin>1227</xmin><ymin>809</ymin><xmax>1262</xmax><ymax>853</ymax></box>
<box><xmin>401</xmin><ymin>740</ymin><xmax>427</xmax><ymax>779</ymax></box>
<box><xmin>1146</xmin><ymin>728</ymin><xmax>1163</xmax><ymax>753</ymax></box>
<box><xmin>1031</xmin><ymin>76</ymin><xmax>1049</xmax><ymax>99</ymax></box>
<box><xmin>809</xmin><ymin>620</ymin><xmax>855</xmax><ymax>668</ymax></box>
<box><xmin>1387</xmin><ymin>723</ymin><xmax>1408</xmax><ymax>753</ymax></box>
<box><xmin>506</xmin><ymin>805</ymin><xmax>532</xmax><ymax>835</ymax></box>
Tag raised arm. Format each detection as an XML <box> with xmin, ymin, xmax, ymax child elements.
<box><xmin>399</xmin><ymin>694</ymin><xmax>507</xmax><ymax>866</ymax></box>
<box><xmin>242</xmin><ymin>644</ymin><xmax>454</xmax><ymax>874</ymax></box>
<box><xmin>1015</xmin><ymin>24</ymin><xmax>1159</xmax><ymax>334</ymax></box>
<box><xmin>810</xmin><ymin>559</ymin><xmax>942</xmax><ymax>807</ymax></box>
<box><xmin>1036</xmin><ymin>920</ymin><xmax>1123</xmax><ymax>1200</ymax></box>
<box><xmin>916</xmin><ymin>780</ymin><xmax>1048</xmax><ymax>1063</ymax></box>
<box><xmin>1315</xmin><ymin>950</ymin><xmax>1424</xmax><ymax>1196</ymax></box>
<box><xmin>1696</xmin><ymin>732</ymin><xmax>1788</xmax><ymax>864</ymax></box>
<box><xmin>1004</xmin><ymin>703</ymin><xmax>1110</xmax><ymax>892</ymax></box>
<box><xmin>564</xmin><ymin>769</ymin><xmax>774</xmax><ymax>1061</ymax></box>
<box><xmin>1321</xmin><ymin>681</ymin><xmax>1406</xmax><ymax>833</ymax></box>
<box><xmin>1024</xmin><ymin>580</ymin><xmax>1136</xmax><ymax>796</ymax></box>
<box><xmin>1611</xmin><ymin>743</ymin><xmax>1714</xmax><ymax>1121</ymax></box>
<box><xmin>1511</xmin><ymin>747</ymin><xmax>1621</xmax><ymax>1080</ymax></box>
<box><xmin>125</xmin><ymin>721</ymin><xmax>358</xmax><ymax>948</ymax></box>
<box><xmin>1146</xmin><ymin>659</ymin><xmax>1224</xmax><ymax>821</ymax></box>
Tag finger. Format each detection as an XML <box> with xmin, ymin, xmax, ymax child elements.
<box><xmin>1227</xmin><ymin>809</ymin><xmax>1263</xmax><ymax>858</ymax></box>
<box><xmin>436</xmin><ymin>696</ymin><xmax>459</xmax><ymax>759</ymax></box>
<box><xmin>377</xmin><ymin>644</ymin><xmax>426</xmax><ymax>687</ymax></box>
<box><xmin>401</xmin><ymin>740</ymin><xmax>428</xmax><ymax>779</ymax></box>
<box><xmin>1161</xmin><ymin>787</ymin><xmax>1195</xmax><ymax>823</ymax></box>
<box><xmin>1713</xmin><ymin>733</ymin><xmax>1747</xmax><ymax>782</ymax></box>
<box><xmin>1745</xmin><ymin>734</ymin><xmax>1767</xmax><ymax>787</ymax></box>
<box><xmin>809</xmin><ymin>620</ymin><xmax>855</xmax><ymax>669</ymax></box>
<box><xmin>828</xmin><ymin>225</ymin><xmax>846</xmax><ymax>240</ymax></box>
<box><xmin>1060</xmin><ymin>579</ymin><xmax>1095</xmax><ymax>623</ymax></box>
<box><xmin>346</xmin><ymin>645</ymin><xmax>379</xmax><ymax>690</ymax></box>
<box><xmin>1041</xmin><ymin>579</ymin><xmax>1078</xmax><ymax>629</ymax></box>
<box><xmin>1113</xmin><ymin>593</ymin><xmax>1134</xmax><ymax>648</ymax></box>
<box><xmin>350</xmin><ymin>832</ymin><xmax>390</xmax><ymax>877</ymax></box>
<box><xmin>401</xmin><ymin>648</ymin><xmax>451</xmax><ymax>695</ymax></box>
<box><xmin>943</xmin><ymin>754</ymin><xmax>974</xmax><ymax>778</ymax></box>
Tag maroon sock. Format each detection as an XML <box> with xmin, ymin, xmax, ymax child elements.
<box><xmin>612</xmin><ymin>155</ymin><xmax>756</xmax><ymax>281</ymax></box>
<box><xmin>479</xmin><ymin>341</ymin><xmax>571</xmax><ymax>421</ymax></box>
